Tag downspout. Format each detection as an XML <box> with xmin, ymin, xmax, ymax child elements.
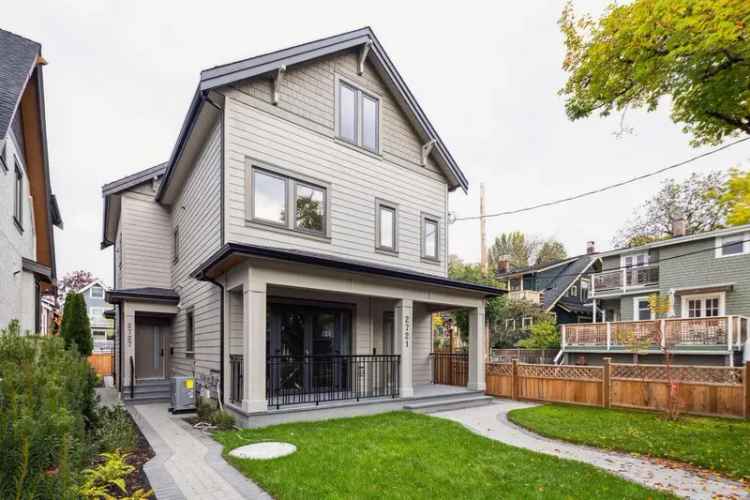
<box><xmin>206</xmin><ymin>277</ymin><xmax>225</xmax><ymax>405</ymax></box>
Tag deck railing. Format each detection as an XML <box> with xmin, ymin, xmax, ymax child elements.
<box><xmin>266</xmin><ymin>354</ymin><xmax>400</xmax><ymax>409</ymax></box>
<box><xmin>591</xmin><ymin>265</ymin><xmax>659</xmax><ymax>295</ymax></box>
<box><xmin>229</xmin><ymin>354</ymin><xmax>244</xmax><ymax>404</ymax></box>
<box><xmin>563</xmin><ymin>316</ymin><xmax>749</xmax><ymax>353</ymax></box>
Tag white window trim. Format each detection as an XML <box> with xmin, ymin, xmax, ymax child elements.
<box><xmin>715</xmin><ymin>232</ymin><xmax>750</xmax><ymax>258</ymax></box>
<box><xmin>569</xmin><ymin>285</ymin><xmax>578</xmax><ymax>297</ymax></box>
<box><xmin>334</xmin><ymin>75</ymin><xmax>383</xmax><ymax>155</ymax></box>
<box><xmin>621</xmin><ymin>252</ymin><xmax>649</xmax><ymax>268</ymax></box>
<box><xmin>632</xmin><ymin>296</ymin><xmax>656</xmax><ymax>321</ymax></box>
<box><xmin>505</xmin><ymin>319</ymin><xmax>516</xmax><ymax>330</ymax></box>
<box><xmin>90</xmin><ymin>286</ymin><xmax>104</xmax><ymax>299</ymax></box>
<box><xmin>680</xmin><ymin>292</ymin><xmax>726</xmax><ymax>318</ymax></box>
<box><xmin>521</xmin><ymin>317</ymin><xmax>533</xmax><ymax>329</ymax></box>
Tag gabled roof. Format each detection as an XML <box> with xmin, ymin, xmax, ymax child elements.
<box><xmin>77</xmin><ymin>279</ymin><xmax>110</xmax><ymax>295</ymax></box>
<box><xmin>155</xmin><ymin>27</ymin><xmax>468</xmax><ymax>203</ymax></box>
<box><xmin>540</xmin><ymin>255</ymin><xmax>598</xmax><ymax>312</ymax></box>
<box><xmin>0</xmin><ymin>29</ymin><xmax>40</xmax><ymax>141</ymax></box>
<box><xmin>496</xmin><ymin>256</ymin><xmax>580</xmax><ymax>279</ymax></box>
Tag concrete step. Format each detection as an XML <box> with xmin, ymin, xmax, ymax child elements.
<box><xmin>403</xmin><ymin>395</ymin><xmax>495</xmax><ymax>414</ymax></box>
<box><xmin>123</xmin><ymin>392</ymin><xmax>171</xmax><ymax>402</ymax></box>
<box><xmin>124</xmin><ymin>385</ymin><xmax>171</xmax><ymax>396</ymax></box>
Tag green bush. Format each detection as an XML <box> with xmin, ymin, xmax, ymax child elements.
<box><xmin>516</xmin><ymin>320</ymin><xmax>561</xmax><ymax>349</ymax></box>
<box><xmin>94</xmin><ymin>406</ymin><xmax>137</xmax><ymax>453</ymax></box>
<box><xmin>60</xmin><ymin>292</ymin><xmax>93</xmax><ymax>357</ymax></box>
<box><xmin>0</xmin><ymin>323</ymin><xmax>98</xmax><ymax>499</ymax></box>
<box><xmin>197</xmin><ymin>400</ymin><xmax>216</xmax><ymax>421</ymax></box>
<box><xmin>211</xmin><ymin>410</ymin><xmax>236</xmax><ymax>431</ymax></box>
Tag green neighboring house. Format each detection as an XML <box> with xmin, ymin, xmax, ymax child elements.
<box><xmin>561</xmin><ymin>222</ymin><xmax>750</xmax><ymax>367</ymax></box>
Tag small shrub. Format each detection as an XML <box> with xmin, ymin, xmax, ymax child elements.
<box><xmin>79</xmin><ymin>450</ymin><xmax>152</xmax><ymax>499</ymax></box>
<box><xmin>211</xmin><ymin>410</ymin><xmax>235</xmax><ymax>431</ymax></box>
<box><xmin>95</xmin><ymin>406</ymin><xmax>137</xmax><ymax>453</ymax></box>
<box><xmin>196</xmin><ymin>400</ymin><xmax>215</xmax><ymax>422</ymax></box>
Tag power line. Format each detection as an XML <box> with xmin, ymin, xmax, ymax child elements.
<box><xmin>453</xmin><ymin>136</ymin><xmax>750</xmax><ymax>223</ymax></box>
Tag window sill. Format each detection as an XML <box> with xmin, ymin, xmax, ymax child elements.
<box><xmin>420</xmin><ymin>256</ymin><xmax>441</xmax><ymax>265</ymax></box>
<box><xmin>375</xmin><ymin>247</ymin><xmax>399</xmax><ymax>257</ymax></box>
<box><xmin>715</xmin><ymin>252</ymin><xmax>749</xmax><ymax>259</ymax></box>
<box><xmin>13</xmin><ymin>217</ymin><xmax>23</xmax><ymax>234</ymax></box>
<box><xmin>186</xmin><ymin>352</ymin><xmax>194</xmax><ymax>359</ymax></box>
<box><xmin>245</xmin><ymin>219</ymin><xmax>332</xmax><ymax>244</ymax></box>
<box><xmin>333</xmin><ymin>137</ymin><xmax>382</xmax><ymax>160</ymax></box>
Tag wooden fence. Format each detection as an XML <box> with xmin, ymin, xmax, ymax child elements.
<box><xmin>88</xmin><ymin>353</ymin><xmax>113</xmax><ymax>376</ymax></box>
<box><xmin>486</xmin><ymin>359</ymin><xmax>750</xmax><ymax>419</ymax></box>
<box><xmin>431</xmin><ymin>352</ymin><xmax>468</xmax><ymax>386</ymax></box>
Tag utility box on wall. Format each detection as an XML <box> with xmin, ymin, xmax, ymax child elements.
<box><xmin>171</xmin><ymin>376</ymin><xmax>196</xmax><ymax>413</ymax></box>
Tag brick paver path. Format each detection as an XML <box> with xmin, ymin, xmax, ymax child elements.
<box><xmin>436</xmin><ymin>401</ymin><xmax>749</xmax><ymax>500</ymax></box>
<box><xmin>128</xmin><ymin>402</ymin><xmax>270</xmax><ymax>500</ymax></box>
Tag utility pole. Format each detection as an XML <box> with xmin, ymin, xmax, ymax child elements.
<box><xmin>480</xmin><ymin>182</ymin><xmax>487</xmax><ymax>274</ymax></box>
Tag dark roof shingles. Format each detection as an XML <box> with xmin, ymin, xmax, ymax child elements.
<box><xmin>0</xmin><ymin>29</ymin><xmax>39</xmax><ymax>140</ymax></box>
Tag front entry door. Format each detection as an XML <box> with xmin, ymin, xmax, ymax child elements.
<box><xmin>135</xmin><ymin>324</ymin><xmax>165</xmax><ymax>379</ymax></box>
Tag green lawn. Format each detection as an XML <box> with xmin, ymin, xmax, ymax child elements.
<box><xmin>508</xmin><ymin>404</ymin><xmax>750</xmax><ymax>481</ymax></box>
<box><xmin>214</xmin><ymin>411</ymin><xmax>671</xmax><ymax>499</ymax></box>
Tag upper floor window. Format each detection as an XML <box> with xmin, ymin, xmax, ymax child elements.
<box><xmin>622</xmin><ymin>253</ymin><xmax>648</xmax><ymax>268</ymax></box>
<box><xmin>375</xmin><ymin>199</ymin><xmax>397</xmax><ymax>253</ymax></box>
<box><xmin>580</xmin><ymin>279</ymin><xmax>589</xmax><ymax>301</ymax></box>
<box><xmin>90</xmin><ymin>286</ymin><xmax>104</xmax><ymax>299</ymax></box>
<box><xmin>421</xmin><ymin>215</ymin><xmax>439</xmax><ymax>261</ymax></box>
<box><xmin>716</xmin><ymin>232</ymin><xmax>749</xmax><ymax>258</ymax></box>
<box><xmin>0</xmin><ymin>143</ymin><xmax>7</xmax><ymax>172</ymax></box>
<box><xmin>337</xmin><ymin>80</ymin><xmax>380</xmax><ymax>153</ymax></box>
<box><xmin>569</xmin><ymin>285</ymin><xmax>578</xmax><ymax>297</ymax></box>
<box><xmin>185</xmin><ymin>310</ymin><xmax>195</xmax><ymax>358</ymax></box>
<box><xmin>173</xmin><ymin>226</ymin><xmax>180</xmax><ymax>263</ymax></box>
<box><xmin>13</xmin><ymin>162</ymin><xmax>23</xmax><ymax>230</ymax></box>
<box><xmin>249</xmin><ymin>164</ymin><xmax>329</xmax><ymax>238</ymax></box>
<box><xmin>634</xmin><ymin>297</ymin><xmax>654</xmax><ymax>321</ymax></box>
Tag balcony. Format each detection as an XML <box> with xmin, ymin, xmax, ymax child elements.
<box><xmin>591</xmin><ymin>265</ymin><xmax>659</xmax><ymax>296</ymax></box>
<box><xmin>562</xmin><ymin>316</ymin><xmax>749</xmax><ymax>352</ymax></box>
<box><xmin>508</xmin><ymin>290</ymin><xmax>543</xmax><ymax>304</ymax></box>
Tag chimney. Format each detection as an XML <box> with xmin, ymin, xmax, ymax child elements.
<box><xmin>497</xmin><ymin>255</ymin><xmax>511</xmax><ymax>274</ymax></box>
<box><xmin>586</xmin><ymin>241</ymin><xmax>596</xmax><ymax>254</ymax></box>
<box><xmin>672</xmin><ymin>215</ymin><xmax>687</xmax><ymax>237</ymax></box>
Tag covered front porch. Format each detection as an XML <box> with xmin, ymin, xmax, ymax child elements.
<box><xmin>192</xmin><ymin>244</ymin><xmax>499</xmax><ymax>424</ymax></box>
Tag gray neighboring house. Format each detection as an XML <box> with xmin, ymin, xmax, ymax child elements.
<box><xmin>78</xmin><ymin>280</ymin><xmax>114</xmax><ymax>352</ymax></box>
<box><xmin>100</xmin><ymin>28</ymin><xmax>503</xmax><ymax>425</ymax></box>
<box><xmin>562</xmin><ymin>222</ymin><xmax>750</xmax><ymax>366</ymax></box>
<box><xmin>0</xmin><ymin>28</ymin><xmax>63</xmax><ymax>334</ymax></box>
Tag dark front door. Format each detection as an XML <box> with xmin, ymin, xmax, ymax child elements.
<box><xmin>135</xmin><ymin>323</ymin><xmax>165</xmax><ymax>380</ymax></box>
<box><xmin>267</xmin><ymin>302</ymin><xmax>352</xmax><ymax>395</ymax></box>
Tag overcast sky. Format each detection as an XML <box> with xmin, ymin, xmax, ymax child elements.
<box><xmin>5</xmin><ymin>0</ymin><xmax>750</xmax><ymax>286</ymax></box>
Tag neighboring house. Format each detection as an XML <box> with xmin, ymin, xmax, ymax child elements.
<box><xmin>0</xmin><ymin>29</ymin><xmax>63</xmax><ymax>333</ymax></box>
<box><xmin>562</xmin><ymin>222</ymin><xmax>750</xmax><ymax>366</ymax></box>
<box><xmin>39</xmin><ymin>293</ymin><xmax>58</xmax><ymax>335</ymax></box>
<box><xmin>78</xmin><ymin>280</ymin><xmax>114</xmax><ymax>352</ymax></box>
<box><xmin>100</xmin><ymin>28</ymin><xmax>503</xmax><ymax>422</ymax></box>
<box><xmin>496</xmin><ymin>242</ymin><xmax>601</xmax><ymax>326</ymax></box>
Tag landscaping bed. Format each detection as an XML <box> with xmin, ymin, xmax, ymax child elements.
<box><xmin>214</xmin><ymin>411</ymin><xmax>673</xmax><ymax>499</ymax></box>
<box><xmin>508</xmin><ymin>404</ymin><xmax>750</xmax><ymax>481</ymax></box>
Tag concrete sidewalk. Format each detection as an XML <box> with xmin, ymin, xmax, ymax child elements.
<box><xmin>435</xmin><ymin>401</ymin><xmax>749</xmax><ymax>500</ymax></box>
<box><xmin>127</xmin><ymin>402</ymin><xmax>270</xmax><ymax>500</ymax></box>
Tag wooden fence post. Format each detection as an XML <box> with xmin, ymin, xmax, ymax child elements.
<box><xmin>602</xmin><ymin>357</ymin><xmax>611</xmax><ymax>409</ymax></box>
<box><xmin>745</xmin><ymin>361</ymin><xmax>749</xmax><ymax>420</ymax></box>
<box><xmin>511</xmin><ymin>359</ymin><xmax>519</xmax><ymax>400</ymax></box>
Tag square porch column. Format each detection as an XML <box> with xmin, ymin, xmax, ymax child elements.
<box><xmin>395</xmin><ymin>299</ymin><xmax>414</xmax><ymax>397</ymax></box>
<box><xmin>467</xmin><ymin>301</ymin><xmax>486</xmax><ymax>391</ymax></box>
<box><xmin>243</xmin><ymin>267</ymin><xmax>267</xmax><ymax>413</ymax></box>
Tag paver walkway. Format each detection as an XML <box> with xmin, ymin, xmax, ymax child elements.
<box><xmin>436</xmin><ymin>400</ymin><xmax>749</xmax><ymax>500</ymax></box>
<box><xmin>128</xmin><ymin>402</ymin><xmax>270</xmax><ymax>500</ymax></box>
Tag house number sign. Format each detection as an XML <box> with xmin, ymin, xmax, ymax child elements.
<box><xmin>127</xmin><ymin>321</ymin><xmax>133</xmax><ymax>347</ymax></box>
<box><xmin>403</xmin><ymin>315</ymin><xmax>410</xmax><ymax>348</ymax></box>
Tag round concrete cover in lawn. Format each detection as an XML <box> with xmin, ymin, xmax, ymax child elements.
<box><xmin>230</xmin><ymin>442</ymin><xmax>297</xmax><ymax>460</ymax></box>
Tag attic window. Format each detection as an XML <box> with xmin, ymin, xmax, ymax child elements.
<box><xmin>337</xmin><ymin>79</ymin><xmax>380</xmax><ymax>153</ymax></box>
<box><xmin>0</xmin><ymin>143</ymin><xmax>7</xmax><ymax>172</ymax></box>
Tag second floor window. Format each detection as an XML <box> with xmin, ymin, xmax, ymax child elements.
<box><xmin>337</xmin><ymin>80</ymin><xmax>380</xmax><ymax>153</ymax></box>
<box><xmin>14</xmin><ymin>162</ymin><xmax>23</xmax><ymax>230</ymax></box>
<box><xmin>90</xmin><ymin>286</ymin><xmax>104</xmax><ymax>299</ymax></box>
<box><xmin>376</xmin><ymin>200</ymin><xmax>397</xmax><ymax>253</ymax></box>
<box><xmin>185</xmin><ymin>310</ymin><xmax>194</xmax><ymax>358</ymax></box>
<box><xmin>173</xmin><ymin>226</ymin><xmax>179</xmax><ymax>263</ymax></box>
<box><xmin>421</xmin><ymin>215</ymin><xmax>439</xmax><ymax>260</ymax></box>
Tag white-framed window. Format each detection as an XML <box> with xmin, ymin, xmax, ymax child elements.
<box><xmin>92</xmin><ymin>328</ymin><xmax>107</xmax><ymax>341</ymax></box>
<box><xmin>336</xmin><ymin>78</ymin><xmax>381</xmax><ymax>153</ymax></box>
<box><xmin>633</xmin><ymin>296</ymin><xmax>655</xmax><ymax>321</ymax></box>
<box><xmin>173</xmin><ymin>226</ymin><xmax>180</xmax><ymax>263</ymax></box>
<box><xmin>715</xmin><ymin>232</ymin><xmax>750</xmax><ymax>258</ymax></box>
<box><xmin>90</xmin><ymin>286</ymin><xmax>104</xmax><ymax>299</ymax></box>
<box><xmin>421</xmin><ymin>214</ymin><xmax>439</xmax><ymax>261</ymax></box>
<box><xmin>581</xmin><ymin>279</ymin><xmax>590</xmax><ymax>300</ymax></box>
<box><xmin>248</xmin><ymin>164</ymin><xmax>329</xmax><ymax>237</ymax></box>
<box><xmin>185</xmin><ymin>309</ymin><xmax>195</xmax><ymax>358</ymax></box>
<box><xmin>375</xmin><ymin>199</ymin><xmax>398</xmax><ymax>253</ymax></box>
<box><xmin>622</xmin><ymin>253</ymin><xmax>649</xmax><ymax>268</ymax></box>
<box><xmin>681</xmin><ymin>293</ymin><xmax>724</xmax><ymax>318</ymax></box>
<box><xmin>522</xmin><ymin>317</ymin><xmax>533</xmax><ymax>329</ymax></box>
<box><xmin>508</xmin><ymin>278</ymin><xmax>522</xmax><ymax>291</ymax></box>
<box><xmin>505</xmin><ymin>319</ymin><xmax>516</xmax><ymax>330</ymax></box>
<box><xmin>569</xmin><ymin>285</ymin><xmax>578</xmax><ymax>297</ymax></box>
<box><xmin>14</xmin><ymin>161</ymin><xmax>23</xmax><ymax>230</ymax></box>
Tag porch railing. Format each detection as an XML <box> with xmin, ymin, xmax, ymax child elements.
<box><xmin>229</xmin><ymin>354</ymin><xmax>243</xmax><ymax>404</ymax></box>
<box><xmin>266</xmin><ymin>354</ymin><xmax>400</xmax><ymax>409</ymax></box>
<box><xmin>430</xmin><ymin>352</ymin><xmax>468</xmax><ymax>386</ymax></box>
<box><xmin>563</xmin><ymin>316</ymin><xmax>749</xmax><ymax>352</ymax></box>
<box><xmin>591</xmin><ymin>264</ymin><xmax>659</xmax><ymax>295</ymax></box>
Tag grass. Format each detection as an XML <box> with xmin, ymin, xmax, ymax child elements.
<box><xmin>508</xmin><ymin>404</ymin><xmax>750</xmax><ymax>481</ymax></box>
<box><xmin>214</xmin><ymin>411</ymin><xmax>672</xmax><ymax>499</ymax></box>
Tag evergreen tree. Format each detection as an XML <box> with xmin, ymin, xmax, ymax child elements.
<box><xmin>60</xmin><ymin>293</ymin><xmax>93</xmax><ymax>356</ymax></box>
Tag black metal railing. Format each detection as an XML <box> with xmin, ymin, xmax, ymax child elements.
<box><xmin>230</xmin><ymin>355</ymin><xmax>244</xmax><ymax>404</ymax></box>
<box><xmin>129</xmin><ymin>356</ymin><xmax>134</xmax><ymax>399</ymax></box>
<box><xmin>430</xmin><ymin>352</ymin><xmax>468</xmax><ymax>387</ymax></box>
<box><xmin>266</xmin><ymin>354</ymin><xmax>400</xmax><ymax>409</ymax></box>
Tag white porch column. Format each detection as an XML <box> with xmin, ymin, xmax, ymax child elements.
<box><xmin>395</xmin><ymin>299</ymin><xmax>414</xmax><ymax>397</ymax></box>
<box><xmin>122</xmin><ymin>302</ymin><xmax>136</xmax><ymax>389</ymax></box>
<box><xmin>242</xmin><ymin>266</ymin><xmax>267</xmax><ymax>413</ymax></box>
<box><xmin>467</xmin><ymin>301</ymin><xmax>486</xmax><ymax>391</ymax></box>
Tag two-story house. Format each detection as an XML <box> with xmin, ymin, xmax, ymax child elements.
<box><xmin>496</xmin><ymin>243</ymin><xmax>601</xmax><ymax>326</ymax></box>
<box><xmin>0</xmin><ymin>29</ymin><xmax>63</xmax><ymax>334</ymax></box>
<box><xmin>561</xmin><ymin>222</ymin><xmax>750</xmax><ymax>366</ymax></box>
<box><xmin>78</xmin><ymin>280</ymin><xmax>114</xmax><ymax>352</ymax></box>
<box><xmin>101</xmin><ymin>28</ymin><xmax>502</xmax><ymax>424</ymax></box>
